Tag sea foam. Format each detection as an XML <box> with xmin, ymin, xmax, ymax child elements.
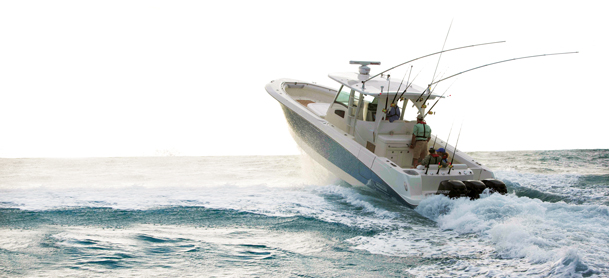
<box><xmin>407</xmin><ymin>193</ymin><xmax>609</xmax><ymax>276</ymax></box>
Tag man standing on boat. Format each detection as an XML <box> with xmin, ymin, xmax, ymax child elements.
<box><xmin>410</xmin><ymin>115</ymin><xmax>431</xmax><ymax>167</ymax></box>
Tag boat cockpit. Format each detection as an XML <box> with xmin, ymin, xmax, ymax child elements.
<box><xmin>283</xmin><ymin>65</ymin><xmax>444</xmax><ymax>169</ymax></box>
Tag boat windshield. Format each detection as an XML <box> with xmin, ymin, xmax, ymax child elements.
<box><xmin>334</xmin><ymin>86</ymin><xmax>377</xmax><ymax>107</ymax></box>
<box><xmin>335</xmin><ymin>86</ymin><xmax>417</xmax><ymax>122</ymax></box>
<box><xmin>334</xmin><ymin>86</ymin><xmax>362</xmax><ymax>108</ymax></box>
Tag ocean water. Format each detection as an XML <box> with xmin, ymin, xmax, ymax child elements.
<box><xmin>1</xmin><ymin>150</ymin><xmax>608</xmax><ymax>277</ymax></box>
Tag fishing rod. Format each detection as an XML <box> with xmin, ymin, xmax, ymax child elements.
<box><xmin>396</xmin><ymin>67</ymin><xmax>424</xmax><ymax>107</ymax></box>
<box><xmin>384</xmin><ymin>74</ymin><xmax>391</xmax><ymax>113</ymax></box>
<box><xmin>362</xmin><ymin>40</ymin><xmax>506</xmax><ymax>85</ymax></box>
<box><xmin>396</xmin><ymin>69</ymin><xmax>409</xmax><ymax>93</ymax></box>
<box><xmin>420</xmin><ymin>68</ymin><xmax>450</xmax><ymax>108</ymax></box>
<box><xmin>398</xmin><ymin>67</ymin><xmax>425</xmax><ymax>104</ymax></box>
<box><xmin>444</xmin><ymin>122</ymin><xmax>454</xmax><ymax>151</ymax></box>
<box><xmin>391</xmin><ymin>65</ymin><xmax>425</xmax><ymax>112</ymax></box>
<box><xmin>430</xmin><ymin>20</ymin><xmax>453</xmax><ymax>86</ymax></box>
<box><xmin>425</xmin><ymin>134</ymin><xmax>440</xmax><ymax>175</ymax></box>
<box><xmin>423</xmin><ymin>79</ymin><xmax>457</xmax><ymax>119</ymax></box>
<box><xmin>414</xmin><ymin>85</ymin><xmax>431</xmax><ymax>104</ymax></box>
<box><xmin>422</xmin><ymin>87</ymin><xmax>449</xmax><ymax>119</ymax></box>
<box><xmin>447</xmin><ymin>122</ymin><xmax>464</xmax><ymax>174</ymax></box>
<box><xmin>424</xmin><ymin>151</ymin><xmax>432</xmax><ymax>175</ymax></box>
<box><xmin>430</xmin><ymin>52</ymin><xmax>578</xmax><ymax>86</ymax></box>
<box><xmin>392</xmin><ymin>65</ymin><xmax>413</xmax><ymax>105</ymax></box>
<box><xmin>415</xmin><ymin>67</ymin><xmax>448</xmax><ymax>106</ymax></box>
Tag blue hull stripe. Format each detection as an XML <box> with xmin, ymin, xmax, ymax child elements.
<box><xmin>281</xmin><ymin>105</ymin><xmax>415</xmax><ymax>208</ymax></box>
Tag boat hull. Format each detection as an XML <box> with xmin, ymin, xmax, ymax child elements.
<box><xmin>280</xmin><ymin>104</ymin><xmax>416</xmax><ymax>208</ymax></box>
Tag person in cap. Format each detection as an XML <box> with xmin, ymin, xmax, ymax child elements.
<box><xmin>436</xmin><ymin>147</ymin><xmax>449</xmax><ymax>164</ymax></box>
<box><xmin>410</xmin><ymin>115</ymin><xmax>431</xmax><ymax>167</ymax></box>
<box><xmin>420</xmin><ymin>147</ymin><xmax>448</xmax><ymax>167</ymax></box>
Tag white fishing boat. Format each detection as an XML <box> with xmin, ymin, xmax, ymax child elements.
<box><xmin>265</xmin><ymin>49</ymin><xmax>575</xmax><ymax>207</ymax></box>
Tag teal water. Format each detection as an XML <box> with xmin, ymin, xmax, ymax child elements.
<box><xmin>1</xmin><ymin>151</ymin><xmax>608</xmax><ymax>277</ymax></box>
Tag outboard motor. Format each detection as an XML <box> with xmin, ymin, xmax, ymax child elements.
<box><xmin>482</xmin><ymin>179</ymin><xmax>507</xmax><ymax>194</ymax></box>
<box><xmin>437</xmin><ymin>180</ymin><xmax>468</xmax><ymax>199</ymax></box>
<box><xmin>463</xmin><ymin>180</ymin><xmax>487</xmax><ymax>200</ymax></box>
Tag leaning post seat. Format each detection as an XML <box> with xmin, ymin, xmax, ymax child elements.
<box><xmin>307</xmin><ymin>103</ymin><xmax>331</xmax><ymax>118</ymax></box>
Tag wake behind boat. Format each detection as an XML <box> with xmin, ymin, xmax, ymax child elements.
<box><xmin>266</xmin><ymin>49</ymin><xmax>575</xmax><ymax>208</ymax></box>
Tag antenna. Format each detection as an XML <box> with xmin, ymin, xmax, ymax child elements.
<box><xmin>349</xmin><ymin>60</ymin><xmax>381</xmax><ymax>75</ymax></box>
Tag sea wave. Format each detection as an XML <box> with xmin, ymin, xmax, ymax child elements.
<box><xmin>408</xmin><ymin>193</ymin><xmax>609</xmax><ymax>276</ymax></box>
<box><xmin>496</xmin><ymin>171</ymin><xmax>609</xmax><ymax>205</ymax></box>
<box><xmin>2</xmin><ymin>154</ymin><xmax>609</xmax><ymax>277</ymax></box>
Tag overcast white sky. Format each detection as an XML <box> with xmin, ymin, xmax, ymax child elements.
<box><xmin>1</xmin><ymin>0</ymin><xmax>606</xmax><ymax>158</ymax></box>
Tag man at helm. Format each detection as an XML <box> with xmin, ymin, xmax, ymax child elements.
<box><xmin>410</xmin><ymin>114</ymin><xmax>431</xmax><ymax>167</ymax></box>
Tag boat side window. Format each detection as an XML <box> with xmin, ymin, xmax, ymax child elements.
<box><xmin>333</xmin><ymin>85</ymin><xmax>352</xmax><ymax>108</ymax></box>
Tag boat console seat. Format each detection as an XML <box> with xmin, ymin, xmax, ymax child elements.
<box><xmin>307</xmin><ymin>103</ymin><xmax>331</xmax><ymax>118</ymax></box>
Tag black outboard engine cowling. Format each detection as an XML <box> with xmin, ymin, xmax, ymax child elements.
<box><xmin>482</xmin><ymin>179</ymin><xmax>507</xmax><ymax>194</ymax></box>
<box><xmin>463</xmin><ymin>180</ymin><xmax>487</xmax><ymax>200</ymax></box>
<box><xmin>438</xmin><ymin>180</ymin><xmax>469</xmax><ymax>198</ymax></box>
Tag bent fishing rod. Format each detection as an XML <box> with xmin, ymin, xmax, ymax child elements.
<box><xmin>430</xmin><ymin>52</ymin><xmax>578</xmax><ymax>86</ymax></box>
<box><xmin>362</xmin><ymin>40</ymin><xmax>506</xmax><ymax>86</ymax></box>
<box><xmin>418</xmin><ymin>51</ymin><xmax>577</xmax><ymax>105</ymax></box>
<box><xmin>421</xmin><ymin>51</ymin><xmax>577</xmax><ymax>119</ymax></box>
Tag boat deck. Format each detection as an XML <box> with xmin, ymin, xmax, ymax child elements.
<box><xmin>286</xmin><ymin>84</ymin><xmax>335</xmax><ymax>118</ymax></box>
